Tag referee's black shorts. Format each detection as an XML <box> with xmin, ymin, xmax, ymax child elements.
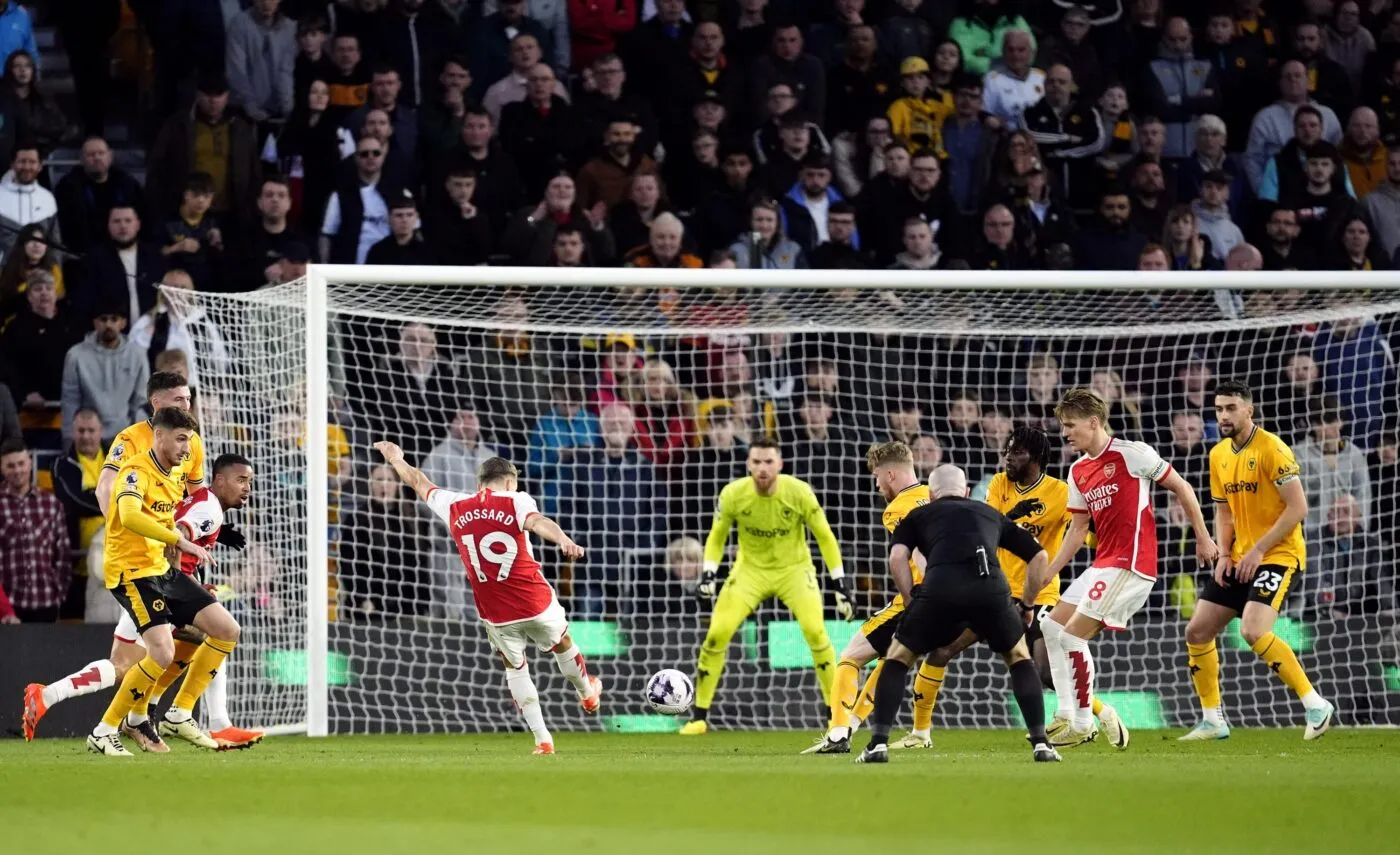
<box><xmin>895</xmin><ymin>583</ymin><xmax>1026</xmax><ymax>657</ymax></box>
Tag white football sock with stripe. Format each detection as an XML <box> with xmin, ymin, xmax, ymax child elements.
<box><xmin>505</xmin><ymin>664</ymin><xmax>552</xmax><ymax>745</ymax></box>
<box><xmin>43</xmin><ymin>659</ymin><xmax>116</xmax><ymax>708</ymax></box>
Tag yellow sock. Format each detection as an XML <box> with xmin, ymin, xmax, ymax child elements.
<box><xmin>852</xmin><ymin>661</ymin><xmax>883</xmax><ymax>722</ymax></box>
<box><xmin>1091</xmin><ymin>696</ymin><xmax>1104</xmax><ymax>717</ymax></box>
<box><xmin>172</xmin><ymin>637</ymin><xmax>237</xmax><ymax>714</ymax></box>
<box><xmin>133</xmin><ymin>639</ymin><xmax>201</xmax><ymax>716</ymax></box>
<box><xmin>1251</xmin><ymin>632</ymin><xmax>1314</xmax><ymax>699</ymax></box>
<box><xmin>829</xmin><ymin>659</ymin><xmax>863</xmax><ymax>729</ymax></box>
<box><xmin>100</xmin><ymin>655</ymin><xmax>163</xmax><ymax>728</ymax></box>
<box><xmin>1187</xmin><ymin>641</ymin><xmax>1222</xmax><ymax>708</ymax></box>
<box><xmin>911</xmin><ymin>663</ymin><xmax>945</xmax><ymax>731</ymax></box>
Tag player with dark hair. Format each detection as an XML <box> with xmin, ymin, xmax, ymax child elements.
<box><xmin>682</xmin><ymin>437</ymin><xmax>850</xmax><ymax>735</ymax></box>
<box><xmin>856</xmin><ymin>464</ymin><xmax>1061</xmax><ymax>764</ymax></box>
<box><xmin>1181</xmin><ymin>380</ymin><xmax>1332</xmax><ymax>741</ymax></box>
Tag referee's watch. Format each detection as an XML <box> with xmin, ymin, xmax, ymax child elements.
<box><xmin>1015</xmin><ymin>599</ymin><xmax>1036</xmax><ymax>613</ymax></box>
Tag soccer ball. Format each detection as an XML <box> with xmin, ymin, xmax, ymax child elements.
<box><xmin>645</xmin><ymin>669</ymin><xmax>694</xmax><ymax>715</ymax></box>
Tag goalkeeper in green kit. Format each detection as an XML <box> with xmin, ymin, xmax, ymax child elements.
<box><xmin>679</xmin><ymin>438</ymin><xmax>852</xmax><ymax>735</ymax></box>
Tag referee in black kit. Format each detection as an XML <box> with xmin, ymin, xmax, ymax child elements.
<box><xmin>856</xmin><ymin>464</ymin><xmax>1062</xmax><ymax>764</ymax></box>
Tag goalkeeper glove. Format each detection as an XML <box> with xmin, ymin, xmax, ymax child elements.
<box><xmin>697</xmin><ymin>564</ymin><xmax>720</xmax><ymax>601</ymax></box>
<box><xmin>830</xmin><ymin>574</ymin><xmax>854</xmax><ymax>621</ymax></box>
<box><xmin>1006</xmin><ymin>498</ymin><xmax>1040</xmax><ymax>521</ymax></box>
<box><xmin>217</xmin><ymin>525</ymin><xmax>246</xmax><ymax>550</ymax></box>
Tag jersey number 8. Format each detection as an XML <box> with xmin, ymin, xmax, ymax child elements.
<box><xmin>460</xmin><ymin>532</ymin><xmax>518</xmax><ymax>583</ymax></box>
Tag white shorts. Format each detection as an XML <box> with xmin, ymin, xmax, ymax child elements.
<box><xmin>114</xmin><ymin>612</ymin><xmax>145</xmax><ymax>648</ymax></box>
<box><xmin>1061</xmin><ymin>566</ymin><xmax>1155</xmax><ymax>631</ymax></box>
<box><xmin>483</xmin><ymin>600</ymin><xmax>569</xmax><ymax>669</ymax></box>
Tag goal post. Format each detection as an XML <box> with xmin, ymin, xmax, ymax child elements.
<box><xmin>181</xmin><ymin>268</ymin><xmax>1400</xmax><ymax>737</ymax></box>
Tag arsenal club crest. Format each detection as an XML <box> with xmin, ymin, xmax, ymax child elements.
<box><xmin>1103</xmin><ymin>462</ymin><xmax>1117</xmax><ymax>479</ymax></box>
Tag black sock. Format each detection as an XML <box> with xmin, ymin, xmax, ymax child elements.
<box><xmin>868</xmin><ymin>659</ymin><xmax>910</xmax><ymax>747</ymax></box>
<box><xmin>692</xmin><ymin>706</ymin><xmax>708</xmax><ymax>722</ymax></box>
<box><xmin>1010</xmin><ymin>659</ymin><xmax>1047</xmax><ymax>744</ymax></box>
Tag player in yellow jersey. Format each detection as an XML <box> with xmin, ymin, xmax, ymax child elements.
<box><xmin>803</xmin><ymin>440</ymin><xmax>939</xmax><ymax>754</ymax></box>
<box><xmin>86</xmin><ymin>408</ymin><xmax>242</xmax><ymax>757</ymax></box>
<box><xmin>1181</xmin><ymin>380</ymin><xmax>1333</xmax><ymax>741</ymax></box>
<box><xmin>679</xmin><ymin>438</ymin><xmax>851</xmax><ymax>735</ymax></box>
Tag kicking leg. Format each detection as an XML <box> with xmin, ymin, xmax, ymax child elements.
<box><xmin>549</xmin><ymin>631</ymin><xmax>601</xmax><ymax>713</ymax></box>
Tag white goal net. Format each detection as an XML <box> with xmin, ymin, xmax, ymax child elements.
<box><xmin>182</xmin><ymin>270</ymin><xmax>1400</xmax><ymax>736</ymax></box>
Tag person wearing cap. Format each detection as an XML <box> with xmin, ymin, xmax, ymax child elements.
<box><xmin>59</xmin><ymin>299</ymin><xmax>149</xmax><ymax>444</ymax></box>
<box><xmin>1022</xmin><ymin>63</ymin><xmax>1105</xmax><ymax>209</ymax></box>
<box><xmin>366</xmin><ymin>191</ymin><xmax>438</xmax><ymax>266</ymax></box>
<box><xmin>1145</xmin><ymin>17</ymin><xmax>1220</xmax><ymax>161</ymax></box>
<box><xmin>1190</xmin><ymin>168</ymin><xmax>1244</xmax><ymax>263</ymax></box>
<box><xmin>887</xmin><ymin>56</ymin><xmax>953</xmax><ymax>151</ymax></box>
<box><xmin>747</xmin><ymin>22</ymin><xmax>827</xmax><ymax>129</ymax></box>
<box><xmin>147</xmin><ymin>72</ymin><xmax>261</xmax><ymax>227</ymax></box>
<box><xmin>981</xmin><ymin>29</ymin><xmax>1046</xmax><ymax>132</ymax></box>
<box><xmin>269</xmin><ymin>241</ymin><xmax>310</xmax><ymax>285</ymax></box>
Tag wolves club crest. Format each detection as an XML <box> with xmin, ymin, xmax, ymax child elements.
<box><xmin>1103</xmin><ymin>462</ymin><xmax>1117</xmax><ymax>479</ymax></box>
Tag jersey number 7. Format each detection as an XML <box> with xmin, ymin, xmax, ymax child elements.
<box><xmin>460</xmin><ymin>532</ymin><xmax>518</xmax><ymax>583</ymax></box>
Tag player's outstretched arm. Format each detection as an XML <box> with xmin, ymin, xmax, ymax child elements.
<box><xmin>1159</xmin><ymin>469</ymin><xmax>1218</xmax><ymax>565</ymax></box>
<box><xmin>523</xmin><ymin>513</ymin><xmax>585</xmax><ymax>560</ymax></box>
<box><xmin>1041</xmin><ymin>513</ymin><xmax>1090</xmax><ymax>586</ymax></box>
<box><xmin>802</xmin><ymin>494</ymin><xmax>852</xmax><ymax>618</ymax></box>
<box><xmin>373</xmin><ymin>441</ymin><xmax>435</xmax><ymax>503</ymax></box>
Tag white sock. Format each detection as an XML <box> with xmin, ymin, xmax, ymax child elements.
<box><xmin>126</xmin><ymin>711</ymin><xmax>149</xmax><ymax>726</ymax></box>
<box><xmin>1040</xmin><ymin>619</ymin><xmax>1074</xmax><ymax>719</ymax></box>
<box><xmin>910</xmin><ymin>728</ymin><xmax>930</xmax><ymax>738</ymax></box>
<box><xmin>1301</xmin><ymin>689</ymin><xmax>1328</xmax><ymax>712</ymax></box>
<box><xmin>1203</xmin><ymin>706</ymin><xmax>1225</xmax><ymax>726</ymax></box>
<box><xmin>505</xmin><ymin>664</ymin><xmax>552</xmax><ymax>744</ymax></box>
<box><xmin>205</xmin><ymin>667</ymin><xmax>232</xmax><ymax>732</ymax></box>
<box><xmin>1060</xmin><ymin>632</ymin><xmax>1096</xmax><ymax>730</ymax></box>
<box><xmin>552</xmin><ymin>644</ymin><xmax>593</xmax><ymax>699</ymax></box>
<box><xmin>827</xmin><ymin>725</ymin><xmax>850</xmax><ymax>741</ymax></box>
<box><xmin>164</xmin><ymin>703</ymin><xmax>191</xmax><ymax>723</ymax></box>
<box><xmin>44</xmin><ymin>659</ymin><xmax>116</xmax><ymax>707</ymax></box>
<box><xmin>92</xmin><ymin>721</ymin><xmax>117</xmax><ymax>737</ymax></box>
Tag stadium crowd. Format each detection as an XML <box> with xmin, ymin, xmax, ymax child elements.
<box><xmin>0</xmin><ymin>0</ymin><xmax>1397</xmax><ymax>632</ymax></box>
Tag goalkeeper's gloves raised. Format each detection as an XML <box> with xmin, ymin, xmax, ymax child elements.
<box><xmin>829</xmin><ymin>571</ymin><xmax>854</xmax><ymax>621</ymax></box>
<box><xmin>1006</xmin><ymin>498</ymin><xmax>1039</xmax><ymax>521</ymax></box>
<box><xmin>697</xmin><ymin>562</ymin><xmax>720</xmax><ymax>601</ymax></box>
<box><xmin>217</xmin><ymin>525</ymin><xmax>246</xmax><ymax>550</ymax></box>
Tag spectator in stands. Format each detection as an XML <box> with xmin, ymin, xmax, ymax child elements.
<box><xmin>363</xmin><ymin>321</ymin><xmax>464</xmax><ymax>463</ymax></box>
<box><xmin>293</xmin><ymin>16</ymin><xmax>335</xmax><ymax>107</ymax></box>
<box><xmin>747</xmin><ymin>22</ymin><xmax>826</xmax><ymax>129</ymax></box>
<box><xmin>1036</xmin><ymin>5</ymin><xmax>1103</xmax><ymax>102</ymax></box>
<box><xmin>458</xmin><ymin>295</ymin><xmax>552</xmax><ymax>457</ymax></box>
<box><xmin>417</xmin><ymin>56</ymin><xmax>473</xmax><ymax>177</ymax></box>
<box><xmin>620</xmin><ymin>0</ymin><xmax>692</xmax><ymax>104</ymax></box>
<box><xmin>263</xmin><ymin>80</ymin><xmax>343</xmax><ymax>231</ymax></box>
<box><xmin>1282</xmin><ymin>142</ymin><xmax>1362</xmax><ymax>256</ymax></box>
<box><xmin>622</xmin><ymin>212</ymin><xmax>700</xmax><ymax>269</ymax></box>
<box><xmin>885</xmin><ymin>56</ymin><xmax>951</xmax><ymax>153</ymax></box>
<box><xmin>158</xmin><ymin>172</ymin><xmax>223</xmax><ymax>291</ymax></box>
<box><xmin>236</xmin><ymin>176</ymin><xmax>300</xmax><ymax>292</ymax></box>
<box><xmin>0</xmin><ymin>224</ymin><xmax>60</xmax><ymax>314</ymax></box>
<box><xmin>267</xmin><ymin>241</ymin><xmax>309</xmax><ymax>286</ymax></box>
<box><xmin>54</xmin><ymin>137</ymin><xmax>145</xmax><ymax>256</ymax></box>
<box><xmin>1295</xmin><ymin>20</ymin><xmax>1354</xmax><ymax>119</ymax></box>
<box><xmin>697</xmin><ymin>144</ymin><xmax>756</xmax><ymax>255</ymax></box>
<box><xmin>1364</xmin><ymin>150</ymin><xmax>1400</xmax><ymax>262</ymax></box>
<box><xmin>1002</xmin><ymin>160</ymin><xmax>1074</xmax><ymax>265</ymax></box>
<box><xmin>354</xmin><ymin>106</ymin><xmax>417</xmax><ymax>192</ymax></box>
<box><xmin>1368</xmin><ymin>432</ymin><xmax>1399</xmax><ymax>567</ymax></box>
<box><xmin>1127</xmin><ymin>158</ymin><xmax>1172</xmax><ymax>239</ymax></box>
<box><xmin>1199</xmin><ymin>8</ymin><xmax>1272</xmax><ymax>154</ymax></box>
<box><xmin>757</xmin><ymin>108</ymin><xmax>823</xmax><ymax>198</ymax></box>
<box><xmin>0</xmin><ymin>0</ymin><xmax>35</xmax><ymax>72</ymax></box>
<box><xmin>575</xmin><ymin>53</ymin><xmax>659</xmax><ymax>162</ymax></box>
<box><xmin>226</xmin><ymin>0</ymin><xmax>297</xmax><ymax>124</ymax></box>
<box><xmin>1332</xmin><ymin>215</ymin><xmax>1389</xmax><ymax>270</ymax></box>
<box><xmin>665</xmin><ymin>22</ymin><xmax>740</xmax><ymax>133</ymax></box>
<box><xmin>910</xmin><ymin>433</ymin><xmax>943</xmax><ymax>481</ymax></box>
<box><xmin>445</xmin><ymin>107</ymin><xmax>524</xmax><ymax>228</ymax></box>
<box><xmin>1161</xmin><ymin>204</ymin><xmax>1219</xmax><ymax>271</ymax></box>
<box><xmin>129</xmin><ymin>268</ymin><xmax>230</xmax><ymax>382</ymax></box>
<box><xmin>320</xmin><ymin>135</ymin><xmax>399</xmax><ymax>264</ymax></box>
<box><xmin>639</xmin><ymin>535</ymin><xmax>703</xmax><ymax>616</ymax></box>
<box><xmin>420</xmin><ymin>406</ymin><xmax>499</xmax><ymax>495</ymax></box>
<box><xmin>375</xmin><ymin>0</ymin><xmax>460</xmax><ymax>109</ymax></box>
<box><xmin>862</xmin><ymin>148</ymin><xmax>959</xmax><ymax>266</ymax></box>
<box><xmin>1073</xmin><ymin>189</ymin><xmax>1148</xmax><ymax>271</ymax></box>
<box><xmin>967</xmin><ymin>203</ymin><xmax>1028</xmax><ymax>269</ymax></box>
<box><xmin>1340</xmin><ymin>107</ymin><xmax>1387</xmax><ymax>199</ymax></box>
<box><xmin>1316</xmin><ymin>492</ymin><xmax>1392</xmax><ymax>617</ymax></box>
<box><xmin>938</xmin><ymin>389</ymin><xmax>981</xmax><ymax>468</ymax></box>
<box><xmin>1150</xmin><ymin>350</ymin><xmax>1217</xmax><ymax>446</ymax></box>
<box><xmin>499</xmin><ymin>63</ymin><xmax>581</xmax><ymax>199</ymax></box>
<box><xmin>50</xmin><ymin>408</ymin><xmax>104</xmax><ymax>593</ymax></box>
<box><xmin>832</xmin><ymin>114</ymin><xmax>892</xmax><ymax>201</ymax></box>
<box><xmin>548</xmin><ymin>222</ymin><xmax>587</xmax><ymax>267</ymax></box>
<box><xmin>58</xmin><ymin>301</ymin><xmax>145</xmax><ymax>444</ymax></box>
<box><xmin>1189</xmin><ymin>172</ymin><xmax>1244</xmax><ymax>263</ymax></box>
<box><xmin>778</xmin><ymin>153</ymin><xmax>846</xmax><ymax>253</ymax></box>
<box><xmin>1168</xmin><ymin>409</ymin><xmax>1210</xmax><ymax>503</ymax></box>
<box><xmin>664</xmin><ymin>124</ymin><xmax>722</xmax><ymax>215</ymax></box>
<box><xmin>2</xmin><ymin>51</ymin><xmax>66</xmax><ymax>156</ymax></box>
<box><xmin>1090</xmin><ymin>368</ymin><xmax>1143</xmax><ymax>435</ymax></box>
<box><xmin>1372</xmin><ymin>54</ymin><xmax>1400</xmax><ymax>148</ymax></box>
<box><xmin>808</xmin><ymin>201</ymin><xmax>869</xmax><ymax>270</ymax></box>
<box><xmin>950</xmin><ymin>0</ymin><xmax>1032</xmax><ymax>77</ymax></box>
<box><xmin>1</xmin><ymin>267</ymin><xmax>76</xmax><ymax>419</ymax></box>
<box><xmin>1298</xmin><ymin>406</ymin><xmax>1373</xmax><ymax>545</ymax></box>
<box><xmin>0</xmin><ymin>438</ymin><xmax>68</xmax><ymax>622</ymax></box>
<box><xmin>528</xmin><ymin>372</ymin><xmax>601</xmax><ymax>515</ymax></box>
<box><xmin>982</xmin><ymin>30</ymin><xmax>1044</xmax><ymax>132</ymax></box>
<box><xmin>148</xmin><ymin>74</ymin><xmax>261</xmax><ymax>228</ymax></box>
<box><xmin>785</xmin><ymin>392</ymin><xmax>863</xmax><ymax>540</ymax></box>
<box><xmin>425</xmin><ymin>162</ymin><xmax>492</xmax><ymax>265</ymax></box>
<box><xmin>1272</xmin><ymin>353</ymin><xmax>1325</xmax><ymax>447</ymax></box>
<box><xmin>339</xmin><ymin>463</ymin><xmax>428</xmax><ymax>619</ymax></box>
<box><xmin>72</xmin><ymin>205</ymin><xmax>164</xmax><ymax>325</ymax></box>
<box><xmin>505</xmin><ymin>172</ymin><xmax>614</xmax><ymax>265</ymax></box>
<box><xmin>568</xmin><ymin>0</ymin><xmax>637</xmax><ymax>74</ymax></box>
<box><xmin>481</xmin><ymin>33</ymin><xmax>565</xmax><ymax>124</ymax></box>
<box><xmin>345</xmin><ymin>66</ymin><xmax>420</xmax><ymax>166</ymax></box>
<box><xmin>669</xmin><ymin>402</ymin><xmax>744</xmax><ymax>539</ymax></box>
<box><xmin>1022</xmin><ymin>63</ymin><xmax>1104</xmax><ymax>209</ymax></box>
<box><xmin>366</xmin><ymin>192</ymin><xmax>437</xmax><ymax>265</ymax></box>
<box><xmin>824</xmin><ymin>23</ymin><xmax>890</xmax><ymax>140</ymax></box>
<box><xmin>729</xmin><ymin>196</ymin><xmax>807</xmax><ymax>270</ymax></box>
<box><xmin>576</xmin><ymin>118</ymin><xmax>657</xmax><ymax>212</ymax></box>
<box><xmin>1315</xmin><ymin>312</ymin><xmax>1397</xmax><ymax>449</ymax></box>
<box><xmin>1146</xmin><ymin>17</ymin><xmax>1220</xmax><ymax>161</ymax></box>
<box><xmin>1327</xmin><ymin>1</ymin><xmax>1375</xmax><ymax>96</ymax></box>
<box><xmin>1259</xmin><ymin>105</ymin><xmax>1354</xmax><ymax>203</ymax></box>
<box><xmin>1245</xmin><ymin>61</ymin><xmax>1344</xmax><ymax>193</ymax></box>
<box><xmin>1176</xmin><ymin>115</ymin><xmax>1247</xmax><ymax>222</ymax></box>
<box><xmin>0</xmin><ymin>143</ymin><xmax>56</xmax><ymax>257</ymax></box>
<box><xmin>325</xmin><ymin>33</ymin><xmax>371</xmax><ymax>124</ymax></box>
<box><xmin>625</xmin><ymin>357</ymin><xmax>696</xmax><ymax>466</ymax></box>
<box><xmin>1137</xmin><ymin>242</ymin><xmax>1170</xmax><ymax>270</ymax></box>
<box><xmin>1259</xmin><ymin>204</ymin><xmax>1316</xmax><ymax>270</ymax></box>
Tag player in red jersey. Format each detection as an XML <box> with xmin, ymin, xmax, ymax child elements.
<box><xmin>375</xmin><ymin>441</ymin><xmax>602</xmax><ymax>755</ymax></box>
<box><xmin>1023</xmin><ymin>389</ymin><xmax>1217</xmax><ymax>748</ymax></box>
<box><xmin>23</xmin><ymin>454</ymin><xmax>260</xmax><ymax>750</ymax></box>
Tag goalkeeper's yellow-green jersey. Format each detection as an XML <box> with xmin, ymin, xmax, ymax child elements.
<box><xmin>703</xmin><ymin>474</ymin><xmax>843</xmax><ymax>575</ymax></box>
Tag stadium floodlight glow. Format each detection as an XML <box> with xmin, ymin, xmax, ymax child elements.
<box><xmin>176</xmin><ymin>267</ymin><xmax>1400</xmax><ymax>736</ymax></box>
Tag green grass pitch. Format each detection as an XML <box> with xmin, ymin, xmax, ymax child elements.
<box><xmin>4</xmin><ymin>729</ymin><xmax>1399</xmax><ymax>854</ymax></box>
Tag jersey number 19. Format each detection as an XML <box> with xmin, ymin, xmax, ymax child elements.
<box><xmin>460</xmin><ymin>532</ymin><xmax>518</xmax><ymax>582</ymax></box>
